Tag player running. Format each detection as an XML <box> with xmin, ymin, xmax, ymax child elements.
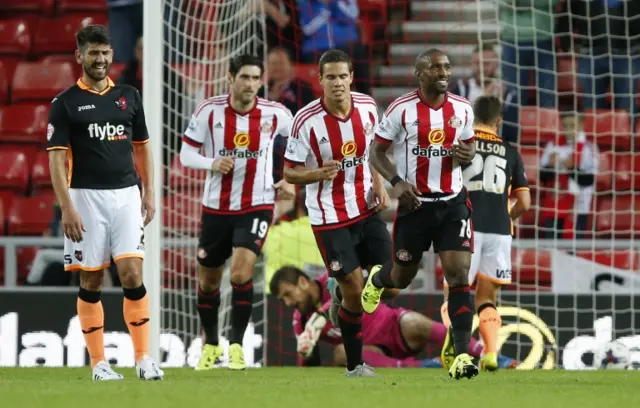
<box><xmin>271</xmin><ymin>267</ymin><xmax>517</xmax><ymax>368</ymax></box>
<box><xmin>441</xmin><ymin>95</ymin><xmax>530</xmax><ymax>371</ymax></box>
<box><xmin>283</xmin><ymin>49</ymin><xmax>391</xmax><ymax>377</ymax></box>
<box><xmin>47</xmin><ymin>25</ymin><xmax>163</xmax><ymax>381</ymax></box>
<box><xmin>362</xmin><ymin>49</ymin><xmax>479</xmax><ymax>379</ymax></box>
<box><xmin>180</xmin><ymin>54</ymin><xmax>294</xmax><ymax>371</ymax></box>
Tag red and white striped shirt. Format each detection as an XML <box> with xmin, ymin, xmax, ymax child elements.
<box><xmin>181</xmin><ymin>95</ymin><xmax>293</xmax><ymax>213</ymax></box>
<box><xmin>375</xmin><ymin>90</ymin><xmax>475</xmax><ymax>195</ymax></box>
<box><xmin>284</xmin><ymin>92</ymin><xmax>378</xmax><ymax>229</ymax></box>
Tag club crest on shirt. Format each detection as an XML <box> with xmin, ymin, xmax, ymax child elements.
<box><xmin>47</xmin><ymin>123</ymin><xmax>55</xmax><ymax>141</ymax></box>
<box><xmin>448</xmin><ymin>116</ymin><xmax>463</xmax><ymax>129</ymax></box>
<box><xmin>260</xmin><ymin>121</ymin><xmax>274</xmax><ymax>133</ymax></box>
<box><xmin>364</xmin><ymin>122</ymin><xmax>374</xmax><ymax>136</ymax></box>
<box><xmin>115</xmin><ymin>96</ymin><xmax>127</xmax><ymax>110</ymax></box>
<box><xmin>286</xmin><ymin>139</ymin><xmax>298</xmax><ymax>154</ymax></box>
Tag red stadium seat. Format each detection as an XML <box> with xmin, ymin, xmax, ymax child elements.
<box><xmin>518</xmin><ymin>146</ymin><xmax>541</xmax><ymax>187</ymax></box>
<box><xmin>0</xmin><ymin>19</ymin><xmax>32</xmax><ymax>56</ymax></box>
<box><xmin>0</xmin><ymin>190</ymin><xmax>18</xmax><ymax>218</ymax></box>
<box><xmin>40</xmin><ymin>54</ymin><xmax>82</xmax><ymax>78</ymax></box>
<box><xmin>162</xmin><ymin>248</ymin><xmax>198</xmax><ymax>289</ymax></box>
<box><xmin>576</xmin><ymin>250</ymin><xmax>640</xmax><ymax>271</ymax></box>
<box><xmin>11</xmin><ymin>61</ymin><xmax>75</xmax><ymax>103</ymax></box>
<box><xmin>0</xmin><ymin>146</ymin><xmax>35</xmax><ymax>191</ymax></box>
<box><xmin>163</xmin><ymin>190</ymin><xmax>202</xmax><ymax>236</ymax></box>
<box><xmin>7</xmin><ymin>192</ymin><xmax>56</xmax><ymax>235</ymax></box>
<box><xmin>0</xmin><ymin>0</ymin><xmax>55</xmax><ymax>13</ymax></box>
<box><xmin>595</xmin><ymin>194</ymin><xmax>640</xmax><ymax>237</ymax></box>
<box><xmin>0</xmin><ymin>60</ymin><xmax>14</xmax><ymax>104</ymax></box>
<box><xmin>596</xmin><ymin>150</ymin><xmax>613</xmax><ymax>191</ymax></box>
<box><xmin>556</xmin><ymin>57</ymin><xmax>576</xmax><ymax>93</ymax></box>
<box><xmin>31</xmin><ymin>150</ymin><xmax>51</xmax><ymax>188</ymax></box>
<box><xmin>169</xmin><ymin>155</ymin><xmax>206</xmax><ymax>190</ymax></box>
<box><xmin>32</xmin><ymin>14</ymin><xmax>108</xmax><ymax>54</ymax></box>
<box><xmin>0</xmin><ymin>104</ymin><xmax>49</xmax><ymax>143</ymax></box>
<box><xmin>0</xmin><ymin>198</ymin><xmax>5</xmax><ymax>235</ymax></box>
<box><xmin>519</xmin><ymin>107</ymin><xmax>560</xmax><ymax>145</ymax></box>
<box><xmin>613</xmin><ymin>153</ymin><xmax>633</xmax><ymax>191</ymax></box>
<box><xmin>512</xmin><ymin>248</ymin><xmax>552</xmax><ymax>288</ymax></box>
<box><xmin>584</xmin><ymin>109</ymin><xmax>631</xmax><ymax>150</ymax></box>
<box><xmin>293</xmin><ymin>64</ymin><xmax>322</xmax><ymax>97</ymax></box>
<box><xmin>57</xmin><ymin>0</ymin><xmax>108</xmax><ymax>12</ymax></box>
<box><xmin>109</xmin><ymin>62</ymin><xmax>126</xmax><ymax>82</ymax></box>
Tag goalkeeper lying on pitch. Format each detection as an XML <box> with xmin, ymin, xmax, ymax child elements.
<box><xmin>270</xmin><ymin>267</ymin><xmax>517</xmax><ymax>368</ymax></box>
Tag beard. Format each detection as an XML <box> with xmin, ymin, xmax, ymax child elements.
<box><xmin>83</xmin><ymin>62</ymin><xmax>110</xmax><ymax>81</ymax></box>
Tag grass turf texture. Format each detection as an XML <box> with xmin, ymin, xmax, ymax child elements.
<box><xmin>1</xmin><ymin>368</ymin><xmax>639</xmax><ymax>408</ymax></box>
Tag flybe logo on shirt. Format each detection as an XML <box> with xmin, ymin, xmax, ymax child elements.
<box><xmin>88</xmin><ymin>123</ymin><xmax>128</xmax><ymax>141</ymax></box>
<box><xmin>218</xmin><ymin>133</ymin><xmax>264</xmax><ymax>159</ymax></box>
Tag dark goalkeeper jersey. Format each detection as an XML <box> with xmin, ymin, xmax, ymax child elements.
<box><xmin>46</xmin><ymin>77</ymin><xmax>149</xmax><ymax>189</ymax></box>
<box><xmin>462</xmin><ymin>125</ymin><xmax>529</xmax><ymax>235</ymax></box>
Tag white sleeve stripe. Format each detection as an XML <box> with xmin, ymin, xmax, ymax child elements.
<box><xmin>292</xmin><ymin>105</ymin><xmax>323</xmax><ymax>139</ymax></box>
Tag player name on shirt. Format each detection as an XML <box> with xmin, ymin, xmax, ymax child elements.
<box><xmin>46</xmin><ymin>77</ymin><xmax>149</xmax><ymax>190</ymax></box>
<box><xmin>183</xmin><ymin>95</ymin><xmax>293</xmax><ymax>213</ymax></box>
<box><xmin>375</xmin><ymin>90</ymin><xmax>475</xmax><ymax>196</ymax></box>
<box><xmin>284</xmin><ymin>92</ymin><xmax>379</xmax><ymax>228</ymax></box>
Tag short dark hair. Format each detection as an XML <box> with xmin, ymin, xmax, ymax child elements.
<box><xmin>318</xmin><ymin>49</ymin><xmax>352</xmax><ymax>75</ymax></box>
<box><xmin>229</xmin><ymin>54</ymin><xmax>264</xmax><ymax>77</ymax></box>
<box><xmin>473</xmin><ymin>44</ymin><xmax>496</xmax><ymax>54</ymax></box>
<box><xmin>76</xmin><ymin>25</ymin><xmax>111</xmax><ymax>52</ymax></box>
<box><xmin>269</xmin><ymin>266</ymin><xmax>309</xmax><ymax>296</ymax></box>
<box><xmin>414</xmin><ymin>48</ymin><xmax>446</xmax><ymax>67</ymax></box>
<box><xmin>474</xmin><ymin>95</ymin><xmax>502</xmax><ymax>125</ymax></box>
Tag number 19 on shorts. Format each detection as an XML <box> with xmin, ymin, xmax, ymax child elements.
<box><xmin>251</xmin><ymin>218</ymin><xmax>268</xmax><ymax>238</ymax></box>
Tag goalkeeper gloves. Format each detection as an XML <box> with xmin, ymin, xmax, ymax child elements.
<box><xmin>296</xmin><ymin>312</ymin><xmax>327</xmax><ymax>358</ymax></box>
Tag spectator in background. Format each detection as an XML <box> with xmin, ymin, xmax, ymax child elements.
<box><xmin>266</xmin><ymin>47</ymin><xmax>316</xmax><ymax>115</ymax></box>
<box><xmin>498</xmin><ymin>0</ymin><xmax>558</xmax><ymax>108</ymax></box>
<box><xmin>107</xmin><ymin>0</ymin><xmax>143</xmax><ymax>63</ymax></box>
<box><xmin>296</xmin><ymin>0</ymin><xmax>371</xmax><ymax>94</ymax></box>
<box><xmin>259</xmin><ymin>0</ymin><xmax>302</xmax><ymax>60</ymax></box>
<box><xmin>118</xmin><ymin>37</ymin><xmax>186</xmax><ymax>172</ymax></box>
<box><xmin>556</xmin><ymin>0</ymin><xmax>640</xmax><ymax>128</ymax></box>
<box><xmin>539</xmin><ymin>109</ymin><xmax>598</xmax><ymax>239</ymax></box>
<box><xmin>450</xmin><ymin>44</ymin><xmax>519</xmax><ymax>142</ymax></box>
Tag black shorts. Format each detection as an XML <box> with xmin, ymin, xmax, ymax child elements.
<box><xmin>393</xmin><ymin>190</ymin><xmax>473</xmax><ymax>266</ymax></box>
<box><xmin>313</xmin><ymin>212</ymin><xmax>392</xmax><ymax>278</ymax></box>
<box><xmin>197</xmin><ymin>209</ymin><xmax>273</xmax><ymax>268</ymax></box>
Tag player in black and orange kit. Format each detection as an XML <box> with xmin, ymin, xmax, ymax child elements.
<box><xmin>47</xmin><ymin>25</ymin><xmax>163</xmax><ymax>381</ymax></box>
<box><xmin>441</xmin><ymin>95</ymin><xmax>530</xmax><ymax>371</ymax></box>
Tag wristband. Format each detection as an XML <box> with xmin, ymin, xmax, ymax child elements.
<box><xmin>390</xmin><ymin>175</ymin><xmax>403</xmax><ymax>187</ymax></box>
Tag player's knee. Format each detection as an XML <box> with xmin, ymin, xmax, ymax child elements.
<box><xmin>394</xmin><ymin>265</ymin><xmax>418</xmax><ymax>289</ymax></box>
<box><xmin>115</xmin><ymin>257</ymin><xmax>143</xmax><ymax>288</ymax></box>
<box><xmin>79</xmin><ymin>271</ymin><xmax>103</xmax><ymax>291</ymax></box>
<box><xmin>229</xmin><ymin>247</ymin><xmax>257</xmax><ymax>283</ymax></box>
<box><xmin>475</xmin><ymin>279</ymin><xmax>500</xmax><ymax>308</ymax></box>
<box><xmin>333</xmin><ymin>345</ymin><xmax>346</xmax><ymax>366</ymax></box>
<box><xmin>440</xmin><ymin>252</ymin><xmax>471</xmax><ymax>287</ymax></box>
<box><xmin>199</xmin><ymin>266</ymin><xmax>223</xmax><ymax>292</ymax></box>
<box><xmin>400</xmin><ymin>312</ymin><xmax>430</xmax><ymax>351</ymax></box>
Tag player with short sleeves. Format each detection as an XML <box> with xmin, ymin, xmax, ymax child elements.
<box><xmin>179</xmin><ymin>54</ymin><xmax>295</xmax><ymax>371</ymax></box>
<box><xmin>283</xmin><ymin>49</ymin><xmax>391</xmax><ymax>377</ymax></box>
<box><xmin>362</xmin><ymin>49</ymin><xmax>480</xmax><ymax>379</ymax></box>
<box><xmin>47</xmin><ymin>25</ymin><xmax>163</xmax><ymax>381</ymax></box>
<box><xmin>441</xmin><ymin>95</ymin><xmax>530</xmax><ymax>371</ymax></box>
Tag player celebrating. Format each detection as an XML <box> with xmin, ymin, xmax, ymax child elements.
<box><xmin>441</xmin><ymin>95</ymin><xmax>530</xmax><ymax>371</ymax></box>
<box><xmin>362</xmin><ymin>49</ymin><xmax>479</xmax><ymax>379</ymax></box>
<box><xmin>47</xmin><ymin>25</ymin><xmax>162</xmax><ymax>381</ymax></box>
<box><xmin>271</xmin><ymin>267</ymin><xmax>517</xmax><ymax>368</ymax></box>
<box><xmin>180</xmin><ymin>54</ymin><xmax>294</xmax><ymax>371</ymax></box>
<box><xmin>283</xmin><ymin>49</ymin><xmax>390</xmax><ymax>377</ymax></box>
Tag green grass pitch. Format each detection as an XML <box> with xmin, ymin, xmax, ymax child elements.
<box><xmin>1</xmin><ymin>368</ymin><xmax>639</xmax><ymax>408</ymax></box>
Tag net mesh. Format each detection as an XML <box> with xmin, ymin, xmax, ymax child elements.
<box><xmin>158</xmin><ymin>0</ymin><xmax>640</xmax><ymax>369</ymax></box>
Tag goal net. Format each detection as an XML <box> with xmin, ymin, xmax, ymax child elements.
<box><xmin>159</xmin><ymin>0</ymin><xmax>268</xmax><ymax>368</ymax></box>
<box><xmin>157</xmin><ymin>0</ymin><xmax>640</xmax><ymax>369</ymax></box>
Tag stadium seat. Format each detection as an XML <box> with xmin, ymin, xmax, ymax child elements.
<box><xmin>32</xmin><ymin>14</ymin><xmax>108</xmax><ymax>54</ymax></box>
<box><xmin>576</xmin><ymin>250</ymin><xmax>640</xmax><ymax>271</ymax></box>
<box><xmin>7</xmin><ymin>192</ymin><xmax>56</xmax><ymax>235</ymax></box>
<box><xmin>293</xmin><ymin>64</ymin><xmax>322</xmax><ymax>97</ymax></box>
<box><xmin>31</xmin><ymin>150</ymin><xmax>51</xmax><ymax>188</ymax></box>
<box><xmin>163</xmin><ymin>190</ymin><xmax>202</xmax><ymax>236</ymax></box>
<box><xmin>583</xmin><ymin>109</ymin><xmax>631</xmax><ymax>150</ymax></box>
<box><xmin>109</xmin><ymin>62</ymin><xmax>126</xmax><ymax>82</ymax></box>
<box><xmin>518</xmin><ymin>146</ymin><xmax>541</xmax><ymax>186</ymax></box>
<box><xmin>0</xmin><ymin>60</ymin><xmax>14</xmax><ymax>104</ymax></box>
<box><xmin>0</xmin><ymin>147</ymin><xmax>35</xmax><ymax>192</ymax></box>
<box><xmin>0</xmin><ymin>198</ymin><xmax>4</xmax><ymax>235</ymax></box>
<box><xmin>16</xmin><ymin>246</ymin><xmax>38</xmax><ymax>283</ymax></box>
<box><xmin>40</xmin><ymin>54</ymin><xmax>81</xmax><ymax>77</ymax></box>
<box><xmin>0</xmin><ymin>0</ymin><xmax>55</xmax><ymax>13</ymax></box>
<box><xmin>57</xmin><ymin>0</ymin><xmax>108</xmax><ymax>12</ymax></box>
<box><xmin>613</xmin><ymin>153</ymin><xmax>633</xmax><ymax>191</ymax></box>
<box><xmin>519</xmin><ymin>107</ymin><xmax>560</xmax><ymax>145</ymax></box>
<box><xmin>0</xmin><ymin>190</ymin><xmax>18</xmax><ymax>219</ymax></box>
<box><xmin>596</xmin><ymin>150</ymin><xmax>613</xmax><ymax>191</ymax></box>
<box><xmin>595</xmin><ymin>194</ymin><xmax>640</xmax><ymax>237</ymax></box>
<box><xmin>11</xmin><ymin>61</ymin><xmax>75</xmax><ymax>103</ymax></box>
<box><xmin>0</xmin><ymin>19</ymin><xmax>32</xmax><ymax>56</ymax></box>
<box><xmin>0</xmin><ymin>104</ymin><xmax>49</xmax><ymax>143</ymax></box>
<box><xmin>556</xmin><ymin>57</ymin><xmax>576</xmax><ymax>93</ymax></box>
<box><xmin>162</xmin><ymin>248</ymin><xmax>198</xmax><ymax>289</ymax></box>
<box><xmin>512</xmin><ymin>248</ymin><xmax>552</xmax><ymax>288</ymax></box>
<box><xmin>169</xmin><ymin>155</ymin><xmax>206</xmax><ymax>190</ymax></box>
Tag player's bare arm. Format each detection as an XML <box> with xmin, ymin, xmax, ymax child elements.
<box><xmin>133</xmin><ymin>142</ymin><xmax>155</xmax><ymax>226</ymax></box>
<box><xmin>273</xmin><ymin>179</ymin><xmax>296</xmax><ymax>200</ymax></box>
<box><xmin>510</xmin><ymin>189</ymin><xmax>531</xmax><ymax>220</ymax></box>
<box><xmin>283</xmin><ymin>160</ymin><xmax>340</xmax><ymax>185</ymax></box>
<box><xmin>369</xmin><ymin>165</ymin><xmax>390</xmax><ymax>212</ymax></box>
<box><xmin>212</xmin><ymin>157</ymin><xmax>235</xmax><ymax>174</ymax></box>
<box><xmin>370</xmin><ymin>140</ymin><xmax>421</xmax><ymax>210</ymax></box>
<box><xmin>453</xmin><ymin>139</ymin><xmax>476</xmax><ymax>163</ymax></box>
<box><xmin>48</xmin><ymin>149</ymin><xmax>85</xmax><ymax>243</ymax></box>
